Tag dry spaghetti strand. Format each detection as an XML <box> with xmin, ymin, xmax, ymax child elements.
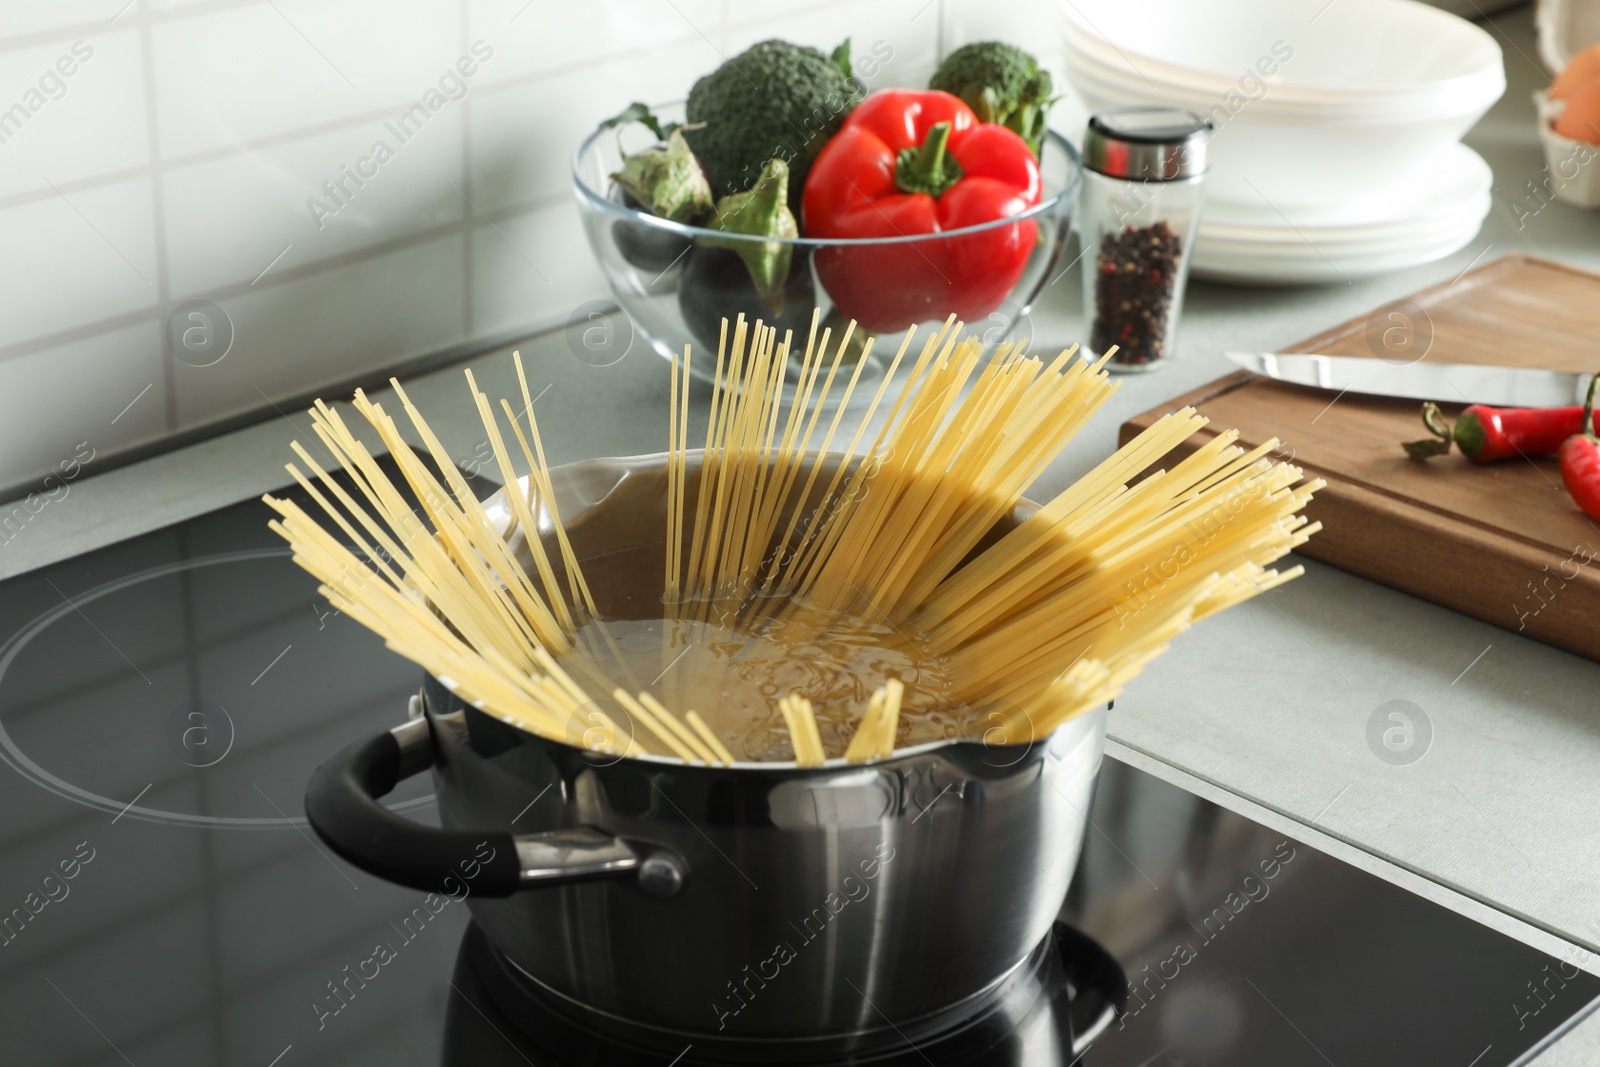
<box><xmin>268</xmin><ymin>309</ymin><xmax>1319</xmax><ymax>768</ymax></box>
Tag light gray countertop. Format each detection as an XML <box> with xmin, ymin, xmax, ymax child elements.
<box><xmin>4</xmin><ymin>3</ymin><xmax>1599</xmax><ymax>1059</ymax></box>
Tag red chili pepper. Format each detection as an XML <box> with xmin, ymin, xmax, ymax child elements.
<box><xmin>1404</xmin><ymin>400</ymin><xmax>1596</xmax><ymax>462</ymax></box>
<box><xmin>801</xmin><ymin>89</ymin><xmax>1042</xmax><ymax>333</ymax></box>
<box><xmin>1559</xmin><ymin>373</ymin><xmax>1600</xmax><ymax>519</ymax></box>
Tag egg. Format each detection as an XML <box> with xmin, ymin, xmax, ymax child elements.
<box><xmin>1553</xmin><ymin>43</ymin><xmax>1600</xmax><ymax>101</ymax></box>
<box><xmin>1554</xmin><ymin>78</ymin><xmax>1600</xmax><ymax>144</ymax></box>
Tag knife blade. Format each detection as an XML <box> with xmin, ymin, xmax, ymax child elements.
<box><xmin>1225</xmin><ymin>351</ymin><xmax>1595</xmax><ymax>408</ymax></box>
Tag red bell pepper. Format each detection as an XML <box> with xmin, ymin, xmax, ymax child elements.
<box><xmin>801</xmin><ymin>89</ymin><xmax>1042</xmax><ymax>333</ymax></box>
<box><xmin>1404</xmin><ymin>400</ymin><xmax>1596</xmax><ymax>462</ymax></box>
<box><xmin>1559</xmin><ymin>373</ymin><xmax>1600</xmax><ymax>520</ymax></box>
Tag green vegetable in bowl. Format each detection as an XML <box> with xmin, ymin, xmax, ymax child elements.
<box><xmin>678</xmin><ymin>247</ymin><xmax>815</xmax><ymax>357</ymax></box>
<box><xmin>684</xmin><ymin>39</ymin><xmax>862</xmax><ymax>211</ymax></box>
<box><xmin>599</xmin><ymin>103</ymin><xmax>713</xmax><ymax>226</ymax></box>
<box><xmin>610</xmin><ymin>127</ymin><xmax>714</xmax><ymax>226</ymax></box>
<box><xmin>704</xmin><ymin>158</ymin><xmax>797</xmax><ymax>312</ymax></box>
<box><xmin>929</xmin><ymin>41</ymin><xmax>1054</xmax><ymax>157</ymax></box>
<box><xmin>679</xmin><ymin>158</ymin><xmax>813</xmax><ymax>355</ymax></box>
<box><xmin>599</xmin><ymin>103</ymin><xmax>713</xmax><ymax>278</ymax></box>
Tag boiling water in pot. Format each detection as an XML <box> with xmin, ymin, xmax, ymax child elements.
<box><xmin>557</xmin><ymin>608</ymin><xmax>967</xmax><ymax>762</ymax></box>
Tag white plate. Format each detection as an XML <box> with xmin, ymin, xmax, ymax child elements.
<box><xmin>1196</xmin><ymin>220</ymin><xmax>1480</xmax><ymax>267</ymax></box>
<box><xmin>1190</xmin><ymin>212</ymin><xmax>1485</xmax><ymax>284</ymax></box>
<box><xmin>1060</xmin><ymin>30</ymin><xmax>1481</xmax><ymax>121</ymax></box>
<box><xmin>1065</xmin><ymin>61</ymin><xmax>1499</xmax><ymax>208</ymax></box>
<box><xmin>1058</xmin><ymin>0</ymin><xmax>1503</xmax><ymax>105</ymax></box>
<box><xmin>1197</xmin><ymin>192</ymin><xmax>1491</xmax><ymax>253</ymax></box>
<box><xmin>1062</xmin><ymin>50</ymin><xmax>1494</xmax><ymax>129</ymax></box>
<box><xmin>1195</xmin><ymin>142</ymin><xmax>1493</xmax><ymax>235</ymax></box>
<box><xmin>1199</xmin><ymin>204</ymin><xmax>1485</xmax><ymax>261</ymax></box>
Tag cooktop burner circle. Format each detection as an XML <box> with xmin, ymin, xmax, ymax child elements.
<box><xmin>0</xmin><ymin>548</ymin><xmax>435</xmax><ymax>829</ymax></box>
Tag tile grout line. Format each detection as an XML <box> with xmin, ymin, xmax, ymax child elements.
<box><xmin>133</xmin><ymin>0</ymin><xmax>178</xmax><ymax>435</ymax></box>
<box><xmin>0</xmin><ymin>0</ymin><xmax>252</xmax><ymax>53</ymax></box>
<box><xmin>461</xmin><ymin>0</ymin><xmax>474</xmax><ymax>338</ymax></box>
<box><xmin>0</xmin><ymin>188</ymin><xmax>571</xmax><ymax>368</ymax></box>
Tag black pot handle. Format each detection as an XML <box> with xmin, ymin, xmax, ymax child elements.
<box><xmin>1053</xmin><ymin>922</ymin><xmax>1128</xmax><ymax>1054</ymax></box>
<box><xmin>305</xmin><ymin>718</ymin><xmax>686</xmax><ymax>898</ymax></box>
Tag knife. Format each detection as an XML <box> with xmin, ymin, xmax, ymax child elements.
<box><xmin>1225</xmin><ymin>351</ymin><xmax>1596</xmax><ymax>408</ymax></box>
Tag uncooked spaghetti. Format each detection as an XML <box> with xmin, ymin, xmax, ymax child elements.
<box><xmin>266</xmin><ymin>311</ymin><xmax>1320</xmax><ymax>766</ymax></box>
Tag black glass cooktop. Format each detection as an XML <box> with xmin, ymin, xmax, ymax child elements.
<box><xmin>1</xmin><ymin>459</ymin><xmax>1596</xmax><ymax>1066</ymax></box>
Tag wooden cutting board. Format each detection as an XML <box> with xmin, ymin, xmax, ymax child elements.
<box><xmin>1120</xmin><ymin>253</ymin><xmax>1600</xmax><ymax>662</ymax></box>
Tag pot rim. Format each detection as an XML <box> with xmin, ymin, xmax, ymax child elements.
<box><xmin>425</xmin><ymin>681</ymin><xmax>1107</xmax><ymax>780</ymax></box>
<box><xmin>435</xmin><ymin>678</ymin><xmax>1104</xmax><ymax>774</ymax></box>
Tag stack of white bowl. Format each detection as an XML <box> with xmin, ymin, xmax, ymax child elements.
<box><xmin>1060</xmin><ymin>0</ymin><xmax>1505</xmax><ymax>283</ymax></box>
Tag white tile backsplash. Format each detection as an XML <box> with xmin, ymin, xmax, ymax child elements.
<box><xmin>161</xmin><ymin>107</ymin><xmax>466</xmax><ymax>297</ymax></box>
<box><xmin>149</xmin><ymin>0</ymin><xmax>462</xmax><ymax>158</ymax></box>
<box><xmin>466</xmin><ymin>0</ymin><xmax>721</xmax><ymax>84</ymax></box>
<box><xmin>142</xmin><ymin>0</ymin><xmax>229</xmax><ymax>11</ymax></box>
<box><xmin>0</xmin><ymin>0</ymin><xmax>948</xmax><ymax>492</ymax></box>
<box><xmin>0</xmin><ymin>176</ymin><xmax>158</xmax><ymax>344</ymax></box>
<box><xmin>171</xmin><ymin>231</ymin><xmax>468</xmax><ymax>428</ymax></box>
<box><xmin>0</xmin><ymin>322</ymin><xmax>167</xmax><ymax>499</ymax></box>
<box><xmin>0</xmin><ymin>0</ymin><xmax>130</xmax><ymax>37</ymax></box>
<box><xmin>0</xmin><ymin>30</ymin><xmax>148</xmax><ymax>201</ymax></box>
<box><xmin>468</xmin><ymin>36</ymin><xmax>719</xmax><ymax>213</ymax></box>
<box><xmin>469</xmin><ymin>198</ymin><xmax>601</xmax><ymax>337</ymax></box>
<box><xmin>724</xmin><ymin>0</ymin><xmax>942</xmax><ymax>89</ymax></box>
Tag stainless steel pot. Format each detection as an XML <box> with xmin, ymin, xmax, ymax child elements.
<box><xmin>305</xmin><ymin>453</ymin><xmax>1107</xmax><ymax>1061</ymax></box>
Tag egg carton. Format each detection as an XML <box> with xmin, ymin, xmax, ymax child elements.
<box><xmin>1534</xmin><ymin>90</ymin><xmax>1600</xmax><ymax>208</ymax></box>
<box><xmin>1537</xmin><ymin>0</ymin><xmax>1600</xmax><ymax>72</ymax></box>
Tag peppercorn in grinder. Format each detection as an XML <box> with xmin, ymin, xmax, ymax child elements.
<box><xmin>1079</xmin><ymin>108</ymin><xmax>1210</xmax><ymax>372</ymax></box>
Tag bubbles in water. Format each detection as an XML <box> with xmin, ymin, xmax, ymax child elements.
<box><xmin>558</xmin><ymin>605</ymin><xmax>968</xmax><ymax>761</ymax></box>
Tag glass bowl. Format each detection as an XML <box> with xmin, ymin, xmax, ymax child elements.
<box><xmin>572</xmin><ymin>102</ymin><xmax>1082</xmax><ymax>385</ymax></box>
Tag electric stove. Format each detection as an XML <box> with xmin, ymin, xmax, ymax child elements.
<box><xmin>1</xmin><ymin>458</ymin><xmax>1595</xmax><ymax>1066</ymax></box>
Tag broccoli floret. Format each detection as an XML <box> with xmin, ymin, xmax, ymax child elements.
<box><xmin>684</xmin><ymin>39</ymin><xmax>861</xmax><ymax>212</ymax></box>
<box><xmin>930</xmin><ymin>42</ymin><xmax>1054</xmax><ymax>157</ymax></box>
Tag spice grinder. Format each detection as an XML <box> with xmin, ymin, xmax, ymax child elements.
<box><xmin>1080</xmin><ymin>107</ymin><xmax>1211</xmax><ymax>371</ymax></box>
